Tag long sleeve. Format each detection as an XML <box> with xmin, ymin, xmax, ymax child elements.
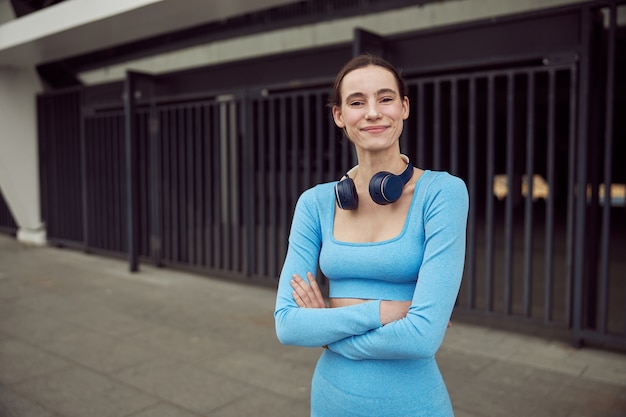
<box><xmin>327</xmin><ymin>175</ymin><xmax>469</xmax><ymax>360</ymax></box>
<box><xmin>274</xmin><ymin>187</ymin><xmax>382</xmax><ymax>348</ymax></box>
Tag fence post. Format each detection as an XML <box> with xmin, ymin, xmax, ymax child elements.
<box><xmin>571</xmin><ymin>6</ymin><xmax>592</xmax><ymax>347</ymax></box>
<box><xmin>124</xmin><ymin>71</ymin><xmax>155</xmax><ymax>272</ymax></box>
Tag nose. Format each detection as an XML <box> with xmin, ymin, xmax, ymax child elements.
<box><xmin>365</xmin><ymin>103</ymin><xmax>381</xmax><ymax>120</ymax></box>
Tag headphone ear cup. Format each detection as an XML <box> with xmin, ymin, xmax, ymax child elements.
<box><xmin>369</xmin><ymin>172</ymin><xmax>404</xmax><ymax>205</ymax></box>
<box><xmin>335</xmin><ymin>177</ymin><xmax>359</xmax><ymax>210</ymax></box>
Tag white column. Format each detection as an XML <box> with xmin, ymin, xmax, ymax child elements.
<box><xmin>0</xmin><ymin>66</ymin><xmax>45</xmax><ymax>245</ymax></box>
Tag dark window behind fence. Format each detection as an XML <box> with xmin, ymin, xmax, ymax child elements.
<box><xmin>35</xmin><ymin>3</ymin><xmax>625</xmax><ymax>349</ymax></box>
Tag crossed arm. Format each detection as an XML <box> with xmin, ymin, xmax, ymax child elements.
<box><xmin>290</xmin><ymin>271</ymin><xmax>411</xmax><ymax>325</ymax></box>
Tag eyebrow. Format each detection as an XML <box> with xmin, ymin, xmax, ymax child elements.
<box><xmin>344</xmin><ymin>88</ymin><xmax>398</xmax><ymax>103</ymax></box>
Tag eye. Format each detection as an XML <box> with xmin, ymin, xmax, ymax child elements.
<box><xmin>380</xmin><ymin>96</ymin><xmax>394</xmax><ymax>103</ymax></box>
<box><xmin>349</xmin><ymin>100</ymin><xmax>364</xmax><ymax>107</ymax></box>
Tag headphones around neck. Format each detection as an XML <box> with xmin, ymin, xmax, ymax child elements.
<box><xmin>334</xmin><ymin>154</ymin><xmax>414</xmax><ymax>210</ymax></box>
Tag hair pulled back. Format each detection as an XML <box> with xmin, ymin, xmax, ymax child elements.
<box><xmin>329</xmin><ymin>54</ymin><xmax>407</xmax><ymax>108</ymax></box>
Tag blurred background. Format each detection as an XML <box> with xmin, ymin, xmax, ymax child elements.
<box><xmin>0</xmin><ymin>0</ymin><xmax>624</xmax><ymax>351</ymax></box>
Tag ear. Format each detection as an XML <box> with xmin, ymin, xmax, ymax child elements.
<box><xmin>332</xmin><ymin>105</ymin><xmax>345</xmax><ymax>129</ymax></box>
<box><xmin>402</xmin><ymin>96</ymin><xmax>410</xmax><ymax>120</ymax></box>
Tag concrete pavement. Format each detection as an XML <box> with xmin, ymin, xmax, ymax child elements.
<box><xmin>0</xmin><ymin>234</ymin><xmax>624</xmax><ymax>417</ymax></box>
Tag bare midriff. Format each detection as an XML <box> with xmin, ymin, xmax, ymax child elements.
<box><xmin>329</xmin><ymin>298</ymin><xmax>371</xmax><ymax>308</ymax></box>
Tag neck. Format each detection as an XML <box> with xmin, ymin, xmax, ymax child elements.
<box><xmin>352</xmin><ymin>151</ymin><xmax>408</xmax><ymax>182</ymax></box>
<box><xmin>345</xmin><ymin>153</ymin><xmax>411</xmax><ymax>188</ymax></box>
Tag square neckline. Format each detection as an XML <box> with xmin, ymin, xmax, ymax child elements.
<box><xmin>330</xmin><ymin>170</ymin><xmax>430</xmax><ymax>246</ymax></box>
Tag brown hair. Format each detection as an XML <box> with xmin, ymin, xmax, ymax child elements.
<box><xmin>329</xmin><ymin>54</ymin><xmax>407</xmax><ymax>108</ymax></box>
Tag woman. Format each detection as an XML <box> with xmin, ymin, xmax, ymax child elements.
<box><xmin>274</xmin><ymin>54</ymin><xmax>469</xmax><ymax>417</ymax></box>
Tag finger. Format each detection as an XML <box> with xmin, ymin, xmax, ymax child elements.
<box><xmin>306</xmin><ymin>272</ymin><xmax>326</xmax><ymax>308</ymax></box>
<box><xmin>291</xmin><ymin>275</ymin><xmax>313</xmax><ymax>306</ymax></box>
<box><xmin>292</xmin><ymin>290</ymin><xmax>306</xmax><ymax>308</ymax></box>
<box><xmin>298</xmin><ymin>273</ymin><xmax>321</xmax><ymax>308</ymax></box>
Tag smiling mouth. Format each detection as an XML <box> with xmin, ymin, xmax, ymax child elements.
<box><xmin>362</xmin><ymin>126</ymin><xmax>388</xmax><ymax>133</ymax></box>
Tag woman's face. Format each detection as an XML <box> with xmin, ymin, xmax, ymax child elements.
<box><xmin>332</xmin><ymin>65</ymin><xmax>409</xmax><ymax>153</ymax></box>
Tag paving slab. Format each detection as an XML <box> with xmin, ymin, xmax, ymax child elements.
<box><xmin>11</xmin><ymin>366</ymin><xmax>159</xmax><ymax>417</ymax></box>
<box><xmin>0</xmin><ymin>385</ymin><xmax>57</xmax><ymax>417</ymax></box>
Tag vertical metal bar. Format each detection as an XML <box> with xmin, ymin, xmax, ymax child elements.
<box><xmin>106</xmin><ymin>115</ymin><xmax>114</xmax><ymax>250</ymax></box>
<box><xmin>184</xmin><ymin>105</ymin><xmax>193</xmax><ymax>266</ymax></box>
<box><xmin>150</xmin><ymin>103</ymin><xmax>162</xmax><ymax>266</ymax></box>
<box><xmin>99</xmin><ymin>117</ymin><xmax>106</xmax><ymax>250</ymax></box>
<box><xmin>178</xmin><ymin>107</ymin><xmax>185</xmax><ymax>262</ymax></box>
<box><xmin>545</xmin><ymin>69</ymin><xmax>557</xmax><ymax>323</ymax></box>
<box><xmin>327</xmin><ymin>99</ymin><xmax>338</xmax><ymax>183</ymax></box>
<box><xmin>268</xmin><ymin>98</ymin><xmax>277</xmax><ymax>276</ymax></box>
<box><xmin>523</xmin><ymin>70</ymin><xmax>535</xmax><ymax>318</ymax></box>
<box><xmin>117</xmin><ymin>113</ymin><xmax>126</xmax><ymax>252</ymax></box>
<box><xmin>179</xmin><ymin>106</ymin><xmax>188</xmax><ymax>264</ymax></box>
<box><xmin>257</xmin><ymin>99</ymin><xmax>267</xmax><ymax>276</ymax></box>
<box><xmin>279</xmin><ymin>96</ymin><xmax>288</xmax><ymax>263</ymax></box>
<box><xmin>219</xmin><ymin>100</ymin><xmax>230</xmax><ymax>269</ymax></box>
<box><xmin>291</xmin><ymin>94</ymin><xmax>300</xmax><ymax>202</ymax></box>
<box><xmin>206</xmin><ymin>104</ymin><xmax>215</xmax><ymax>267</ymax></box>
<box><xmin>598</xmin><ymin>2</ymin><xmax>616</xmax><ymax>334</ymax></box>
<box><xmin>50</xmin><ymin>97</ymin><xmax>57</xmax><ymax>237</ymax></box>
<box><xmin>433</xmin><ymin>81</ymin><xmax>441</xmax><ymax>170</ymax></box>
<box><xmin>229</xmin><ymin>99</ymin><xmax>240</xmax><ymax>272</ymax></box>
<box><xmin>109</xmin><ymin>114</ymin><xmax>116</xmax><ymax>250</ymax></box>
<box><xmin>163</xmin><ymin>109</ymin><xmax>172</xmax><ymax>262</ymax></box>
<box><xmin>137</xmin><ymin>111</ymin><xmax>146</xmax><ymax>256</ymax></box>
<box><xmin>303</xmin><ymin>94</ymin><xmax>312</xmax><ymax>188</ymax></box>
<box><xmin>170</xmin><ymin>108</ymin><xmax>179</xmax><ymax>263</ymax></box>
<box><xmin>467</xmin><ymin>76</ymin><xmax>477</xmax><ymax>309</ymax></box>
<box><xmin>212</xmin><ymin>102</ymin><xmax>222</xmax><ymax>268</ymax></box>
<box><xmin>80</xmin><ymin>93</ymin><xmax>89</xmax><ymax>250</ymax></box>
<box><xmin>97</xmin><ymin>116</ymin><xmax>105</xmax><ymax>250</ymax></box>
<box><xmin>242</xmin><ymin>94</ymin><xmax>255</xmax><ymax>277</ymax></box>
<box><xmin>572</xmin><ymin>7</ymin><xmax>591</xmax><ymax>345</ymax></box>
<box><xmin>450</xmin><ymin>78</ymin><xmax>459</xmax><ymax>175</ymax></box>
<box><xmin>124</xmin><ymin>74</ymin><xmax>139</xmax><ymax>271</ymax></box>
<box><xmin>315</xmin><ymin>93</ymin><xmax>324</xmax><ymax>185</ymax></box>
<box><xmin>565</xmin><ymin>66</ymin><xmax>577</xmax><ymax>327</ymax></box>
<box><xmin>486</xmin><ymin>75</ymin><xmax>495</xmax><ymax>312</ymax></box>
<box><xmin>504</xmin><ymin>72</ymin><xmax>515</xmax><ymax>314</ymax></box>
<box><xmin>135</xmin><ymin>111</ymin><xmax>143</xmax><ymax>255</ymax></box>
<box><xmin>61</xmin><ymin>96</ymin><xmax>69</xmax><ymax>239</ymax></box>
<box><xmin>194</xmin><ymin>105</ymin><xmax>203</xmax><ymax>267</ymax></box>
<box><xmin>417</xmin><ymin>82</ymin><xmax>425</xmax><ymax>168</ymax></box>
<box><xmin>197</xmin><ymin>106</ymin><xmax>204</xmax><ymax>266</ymax></box>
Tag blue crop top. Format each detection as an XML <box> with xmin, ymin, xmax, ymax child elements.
<box><xmin>274</xmin><ymin>170</ymin><xmax>469</xmax><ymax>360</ymax></box>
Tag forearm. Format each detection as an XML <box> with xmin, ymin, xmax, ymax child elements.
<box><xmin>275</xmin><ymin>296</ymin><xmax>382</xmax><ymax>347</ymax></box>
<box><xmin>327</xmin><ymin>297</ymin><xmax>455</xmax><ymax>360</ymax></box>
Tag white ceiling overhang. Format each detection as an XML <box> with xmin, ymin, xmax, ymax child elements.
<box><xmin>0</xmin><ymin>0</ymin><xmax>294</xmax><ymax>67</ymax></box>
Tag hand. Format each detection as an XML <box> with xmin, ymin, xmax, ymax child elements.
<box><xmin>291</xmin><ymin>272</ymin><xmax>326</xmax><ymax>308</ymax></box>
<box><xmin>379</xmin><ymin>300</ymin><xmax>411</xmax><ymax>325</ymax></box>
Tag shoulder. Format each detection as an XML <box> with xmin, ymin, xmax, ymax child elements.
<box><xmin>422</xmin><ymin>170</ymin><xmax>466</xmax><ymax>188</ymax></box>
<box><xmin>298</xmin><ymin>182</ymin><xmax>337</xmax><ymax>206</ymax></box>
<box><xmin>419</xmin><ymin>171</ymin><xmax>469</xmax><ymax>209</ymax></box>
<box><xmin>293</xmin><ymin>182</ymin><xmax>337</xmax><ymax>220</ymax></box>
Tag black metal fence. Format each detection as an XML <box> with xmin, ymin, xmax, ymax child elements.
<box><xmin>35</xmin><ymin>2</ymin><xmax>625</xmax><ymax>349</ymax></box>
